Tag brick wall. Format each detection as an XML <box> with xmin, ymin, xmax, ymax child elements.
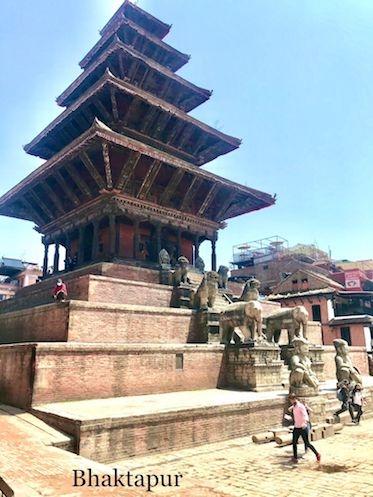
<box><xmin>31</xmin><ymin>344</ymin><xmax>225</xmax><ymax>405</ymax></box>
<box><xmin>0</xmin><ymin>304</ymin><xmax>68</xmax><ymax>344</ymax></box>
<box><xmin>87</xmin><ymin>276</ymin><xmax>173</xmax><ymax>307</ymax></box>
<box><xmin>0</xmin><ymin>301</ymin><xmax>201</xmax><ymax>344</ymax></box>
<box><xmin>67</xmin><ymin>302</ymin><xmax>200</xmax><ymax>343</ymax></box>
<box><xmin>0</xmin><ymin>344</ymin><xmax>34</xmax><ymax>407</ymax></box>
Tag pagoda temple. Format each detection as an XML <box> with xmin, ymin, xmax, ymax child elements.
<box><xmin>0</xmin><ymin>0</ymin><xmax>275</xmax><ymax>278</ymax></box>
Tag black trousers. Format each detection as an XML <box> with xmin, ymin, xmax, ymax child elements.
<box><xmin>335</xmin><ymin>402</ymin><xmax>355</xmax><ymax>420</ymax></box>
<box><xmin>351</xmin><ymin>403</ymin><xmax>363</xmax><ymax>423</ymax></box>
<box><xmin>292</xmin><ymin>427</ymin><xmax>319</xmax><ymax>459</ymax></box>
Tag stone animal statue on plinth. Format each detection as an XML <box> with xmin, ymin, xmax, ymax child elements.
<box><xmin>159</xmin><ymin>248</ymin><xmax>171</xmax><ymax>266</ymax></box>
<box><xmin>333</xmin><ymin>338</ymin><xmax>362</xmax><ymax>385</ymax></box>
<box><xmin>239</xmin><ymin>278</ymin><xmax>260</xmax><ymax>301</ymax></box>
<box><xmin>195</xmin><ymin>256</ymin><xmax>205</xmax><ymax>273</ymax></box>
<box><xmin>220</xmin><ymin>301</ymin><xmax>263</xmax><ymax>344</ymax></box>
<box><xmin>289</xmin><ymin>337</ymin><xmax>319</xmax><ymax>392</ymax></box>
<box><xmin>173</xmin><ymin>256</ymin><xmax>190</xmax><ymax>286</ymax></box>
<box><xmin>218</xmin><ymin>265</ymin><xmax>229</xmax><ymax>290</ymax></box>
<box><xmin>193</xmin><ymin>271</ymin><xmax>219</xmax><ymax>309</ymax></box>
<box><xmin>265</xmin><ymin>306</ymin><xmax>308</xmax><ymax>344</ymax></box>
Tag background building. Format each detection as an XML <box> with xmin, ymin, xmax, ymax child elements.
<box><xmin>0</xmin><ymin>257</ymin><xmax>41</xmax><ymax>300</ymax></box>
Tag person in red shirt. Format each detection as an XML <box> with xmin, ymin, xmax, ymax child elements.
<box><xmin>53</xmin><ymin>278</ymin><xmax>68</xmax><ymax>302</ymax></box>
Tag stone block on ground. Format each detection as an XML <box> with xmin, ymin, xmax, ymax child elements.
<box><xmin>310</xmin><ymin>425</ymin><xmax>323</xmax><ymax>441</ymax></box>
<box><xmin>252</xmin><ymin>432</ymin><xmax>274</xmax><ymax>444</ymax></box>
<box><xmin>321</xmin><ymin>423</ymin><xmax>334</xmax><ymax>438</ymax></box>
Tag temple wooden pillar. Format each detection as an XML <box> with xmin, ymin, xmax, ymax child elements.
<box><xmin>177</xmin><ymin>228</ymin><xmax>182</xmax><ymax>258</ymax></box>
<box><xmin>92</xmin><ymin>219</ymin><xmax>100</xmax><ymax>261</ymax></box>
<box><xmin>194</xmin><ymin>234</ymin><xmax>200</xmax><ymax>264</ymax></box>
<box><xmin>211</xmin><ymin>237</ymin><xmax>217</xmax><ymax>272</ymax></box>
<box><xmin>133</xmin><ymin>219</ymin><xmax>140</xmax><ymax>259</ymax></box>
<box><xmin>156</xmin><ymin>224</ymin><xmax>162</xmax><ymax>256</ymax></box>
<box><xmin>64</xmin><ymin>232</ymin><xmax>71</xmax><ymax>270</ymax></box>
<box><xmin>42</xmin><ymin>239</ymin><xmax>49</xmax><ymax>278</ymax></box>
<box><xmin>77</xmin><ymin>226</ymin><xmax>85</xmax><ymax>266</ymax></box>
<box><xmin>109</xmin><ymin>215</ymin><xmax>116</xmax><ymax>258</ymax></box>
<box><xmin>53</xmin><ymin>242</ymin><xmax>60</xmax><ymax>273</ymax></box>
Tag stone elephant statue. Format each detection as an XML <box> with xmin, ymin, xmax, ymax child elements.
<box><xmin>265</xmin><ymin>306</ymin><xmax>308</xmax><ymax>344</ymax></box>
<box><xmin>220</xmin><ymin>301</ymin><xmax>263</xmax><ymax>344</ymax></box>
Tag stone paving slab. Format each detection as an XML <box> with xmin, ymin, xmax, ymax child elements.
<box><xmin>0</xmin><ymin>402</ymin><xmax>372</xmax><ymax>496</ymax></box>
<box><xmin>115</xmin><ymin>418</ymin><xmax>373</xmax><ymax>497</ymax></box>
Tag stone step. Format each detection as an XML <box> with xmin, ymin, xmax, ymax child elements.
<box><xmin>0</xmin><ymin>343</ymin><xmax>225</xmax><ymax>408</ymax></box>
<box><xmin>0</xmin><ymin>300</ymin><xmax>202</xmax><ymax>345</ymax></box>
<box><xmin>32</xmin><ymin>380</ymin><xmax>373</xmax><ymax>463</ymax></box>
<box><xmin>32</xmin><ymin>388</ymin><xmax>289</xmax><ymax>463</ymax></box>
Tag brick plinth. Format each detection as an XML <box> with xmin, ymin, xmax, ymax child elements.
<box><xmin>0</xmin><ymin>343</ymin><xmax>225</xmax><ymax>408</ymax></box>
<box><xmin>223</xmin><ymin>344</ymin><xmax>284</xmax><ymax>391</ymax></box>
<box><xmin>0</xmin><ymin>262</ymin><xmax>161</xmax><ymax>314</ymax></box>
<box><xmin>0</xmin><ymin>300</ymin><xmax>201</xmax><ymax>344</ymax></box>
<box><xmin>33</xmin><ymin>396</ymin><xmax>288</xmax><ymax>463</ymax></box>
<box><xmin>31</xmin><ymin>381</ymin><xmax>373</xmax><ymax>463</ymax></box>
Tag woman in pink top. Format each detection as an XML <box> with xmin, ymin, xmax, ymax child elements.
<box><xmin>289</xmin><ymin>393</ymin><xmax>321</xmax><ymax>463</ymax></box>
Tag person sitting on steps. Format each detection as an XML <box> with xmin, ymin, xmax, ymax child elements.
<box><xmin>53</xmin><ymin>278</ymin><xmax>68</xmax><ymax>302</ymax></box>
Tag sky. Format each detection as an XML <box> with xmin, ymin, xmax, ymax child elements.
<box><xmin>0</xmin><ymin>0</ymin><xmax>372</xmax><ymax>269</ymax></box>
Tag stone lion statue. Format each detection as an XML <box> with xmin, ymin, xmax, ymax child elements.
<box><xmin>173</xmin><ymin>256</ymin><xmax>190</xmax><ymax>286</ymax></box>
<box><xmin>333</xmin><ymin>339</ymin><xmax>362</xmax><ymax>385</ymax></box>
<box><xmin>193</xmin><ymin>271</ymin><xmax>219</xmax><ymax>309</ymax></box>
<box><xmin>265</xmin><ymin>306</ymin><xmax>308</xmax><ymax>344</ymax></box>
<box><xmin>217</xmin><ymin>265</ymin><xmax>229</xmax><ymax>289</ymax></box>
<box><xmin>289</xmin><ymin>337</ymin><xmax>319</xmax><ymax>391</ymax></box>
<box><xmin>239</xmin><ymin>278</ymin><xmax>260</xmax><ymax>301</ymax></box>
<box><xmin>220</xmin><ymin>300</ymin><xmax>263</xmax><ymax>344</ymax></box>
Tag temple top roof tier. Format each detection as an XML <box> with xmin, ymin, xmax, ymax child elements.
<box><xmin>56</xmin><ymin>37</ymin><xmax>211</xmax><ymax>111</ymax></box>
<box><xmin>25</xmin><ymin>70</ymin><xmax>240</xmax><ymax>166</ymax></box>
<box><xmin>80</xmin><ymin>13</ymin><xmax>189</xmax><ymax>72</ymax></box>
<box><xmin>0</xmin><ymin>119</ymin><xmax>275</xmax><ymax>233</ymax></box>
<box><xmin>100</xmin><ymin>0</ymin><xmax>171</xmax><ymax>40</ymax></box>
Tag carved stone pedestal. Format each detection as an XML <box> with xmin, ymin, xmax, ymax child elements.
<box><xmin>281</xmin><ymin>344</ymin><xmax>325</xmax><ymax>382</ymax></box>
<box><xmin>174</xmin><ymin>283</ymin><xmax>194</xmax><ymax>309</ymax></box>
<box><xmin>224</xmin><ymin>343</ymin><xmax>284</xmax><ymax>392</ymax></box>
<box><xmin>195</xmin><ymin>309</ymin><xmax>220</xmax><ymax>343</ymax></box>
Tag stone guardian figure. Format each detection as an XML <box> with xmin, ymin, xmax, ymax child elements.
<box><xmin>194</xmin><ymin>271</ymin><xmax>219</xmax><ymax>310</ymax></box>
<box><xmin>159</xmin><ymin>248</ymin><xmax>171</xmax><ymax>267</ymax></box>
<box><xmin>289</xmin><ymin>338</ymin><xmax>319</xmax><ymax>393</ymax></box>
<box><xmin>239</xmin><ymin>278</ymin><xmax>260</xmax><ymax>301</ymax></box>
<box><xmin>173</xmin><ymin>256</ymin><xmax>190</xmax><ymax>286</ymax></box>
<box><xmin>333</xmin><ymin>338</ymin><xmax>362</xmax><ymax>385</ymax></box>
<box><xmin>217</xmin><ymin>265</ymin><xmax>229</xmax><ymax>290</ymax></box>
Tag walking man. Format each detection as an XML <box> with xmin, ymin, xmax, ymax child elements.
<box><xmin>334</xmin><ymin>380</ymin><xmax>355</xmax><ymax>421</ymax></box>
<box><xmin>289</xmin><ymin>393</ymin><xmax>321</xmax><ymax>463</ymax></box>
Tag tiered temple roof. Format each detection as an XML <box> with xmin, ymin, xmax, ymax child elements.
<box><xmin>0</xmin><ymin>1</ymin><xmax>275</xmax><ymax>274</ymax></box>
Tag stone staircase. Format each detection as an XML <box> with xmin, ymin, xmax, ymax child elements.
<box><xmin>0</xmin><ymin>261</ymin><xmax>372</xmax><ymax>465</ymax></box>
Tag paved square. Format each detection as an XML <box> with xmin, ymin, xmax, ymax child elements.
<box><xmin>117</xmin><ymin>418</ymin><xmax>373</xmax><ymax>497</ymax></box>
